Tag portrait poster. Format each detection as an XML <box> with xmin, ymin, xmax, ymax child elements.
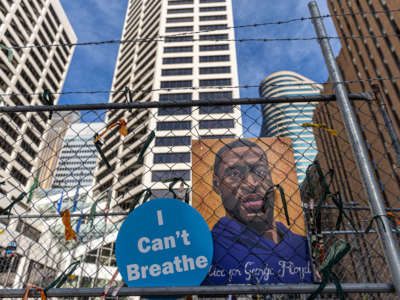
<box><xmin>192</xmin><ymin>137</ymin><xmax>313</xmax><ymax>285</ymax></box>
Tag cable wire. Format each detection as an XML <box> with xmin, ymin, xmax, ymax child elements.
<box><xmin>0</xmin><ymin>76</ymin><xmax>399</xmax><ymax>98</ymax></box>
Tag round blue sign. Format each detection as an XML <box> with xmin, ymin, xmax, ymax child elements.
<box><xmin>115</xmin><ymin>198</ymin><xmax>213</xmax><ymax>287</ymax></box>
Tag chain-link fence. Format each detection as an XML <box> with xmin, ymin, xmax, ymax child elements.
<box><xmin>0</xmin><ymin>95</ymin><xmax>397</xmax><ymax>299</ymax></box>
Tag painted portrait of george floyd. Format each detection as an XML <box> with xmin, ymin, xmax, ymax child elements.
<box><xmin>192</xmin><ymin>137</ymin><xmax>313</xmax><ymax>285</ymax></box>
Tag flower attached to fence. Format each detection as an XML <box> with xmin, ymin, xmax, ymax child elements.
<box><xmin>60</xmin><ymin>210</ymin><xmax>77</xmax><ymax>242</ymax></box>
<box><xmin>301</xmin><ymin>123</ymin><xmax>339</xmax><ymax>136</ymax></box>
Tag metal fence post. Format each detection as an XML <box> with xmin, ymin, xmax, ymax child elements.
<box><xmin>308</xmin><ymin>0</ymin><xmax>400</xmax><ymax>295</ymax></box>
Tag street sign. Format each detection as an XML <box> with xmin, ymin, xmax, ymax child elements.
<box><xmin>116</xmin><ymin>198</ymin><xmax>213</xmax><ymax>287</ymax></box>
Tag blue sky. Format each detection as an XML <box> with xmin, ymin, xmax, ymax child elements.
<box><xmin>58</xmin><ymin>0</ymin><xmax>341</xmax><ymax>136</ymax></box>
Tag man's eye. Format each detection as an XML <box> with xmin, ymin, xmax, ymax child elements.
<box><xmin>227</xmin><ymin>169</ymin><xmax>241</xmax><ymax>177</ymax></box>
<box><xmin>254</xmin><ymin>168</ymin><xmax>268</xmax><ymax>178</ymax></box>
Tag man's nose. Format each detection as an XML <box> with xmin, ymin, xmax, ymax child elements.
<box><xmin>243</xmin><ymin>172</ymin><xmax>258</xmax><ymax>188</ymax></box>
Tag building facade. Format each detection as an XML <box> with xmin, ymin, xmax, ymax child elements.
<box><xmin>93</xmin><ymin>0</ymin><xmax>242</xmax><ymax>210</ymax></box>
<box><xmin>259</xmin><ymin>71</ymin><xmax>321</xmax><ymax>183</ymax></box>
<box><xmin>0</xmin><ymin>0</ymin><xmax>76</xmax><ymax>288</ymax></box>
<box><xmin>311</xmin><ymin>0</ymin><xmax>400</xmax><ymax>287</ymax></box>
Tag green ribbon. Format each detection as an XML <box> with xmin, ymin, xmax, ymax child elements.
<box><xmin>27</xmin><ymin>168</ymin><xmax>40</xmax><ymax>203</ymax></box>
<box><xmin>365</xmin><ymin>215</ymin><xmax>386</xmax><ymax>233</ymax></box>
<box><xmin>93</xmin><ymin>134</ymin><xmax>111</xmax><ymax>169</ymax></box>
<box><xmin>40</xmin><ymin>89</ymin><xmax>54</xmax><ymax>119</ymax></box>
<box><xmin>0</xmin><ymin>192</ymin><xmax>26</xmax><ymax>219</ymax></box>
<box><xmin>0</xmin><ymin>44</ymin><xmax>13</xmax><ymax>62</ymax></box>
<box><xmin>129</xmin><ymin>188</ymin><xmax>152</xmax><ymax>212</ymax></box>
<box><xmin>44</xmin><ymin>260</ymin><xmax>80</xmax><ymax>295</ymax></box>
<box><xmin>308</xmin><ymin>240</ymin><xmax>351</xmax><ymax>300</ymax></box>
<box><xmin>329</xmin><ymin>192</ymin><xmax>358</xmax><ymax>232</ymax></box>
<box><xmin>124</xmin><ymin>87</ymin><xmax>133</xmax><ymax>103</ymax></box>
<box><xmin>89</xmin><ymin>197</ymin><xmax>103</xmax><ymax>229</ymax></box>
<box><xmin>264</xmin><ymin>185</ymin><xmax>290</xmax><ymax>225</ymax></box>
<box><xmin>162</xmin><ymin>177</ymin><xmax>189</xmax><ymax>203</ymax></box>
<box><xmin>136</xmin><ymin>130</ymin><xmax>155</xmax><ymax>165</ymax></box>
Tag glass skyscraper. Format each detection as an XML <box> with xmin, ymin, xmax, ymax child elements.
<box><xmin>259</xmin><ymin>71</ymin><xmax>321</xmax><ymax>183</ymax></box>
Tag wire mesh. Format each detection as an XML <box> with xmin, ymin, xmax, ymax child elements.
<box><xmin>0</xmin><ymin>96</ymin><xmax>397</xmax><ymax>300</ymax></box>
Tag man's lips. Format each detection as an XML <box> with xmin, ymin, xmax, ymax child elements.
<box><xmin>241</xmin><ymin>193</ymin><xmax>265</xmax><ymax>210</ymax></box>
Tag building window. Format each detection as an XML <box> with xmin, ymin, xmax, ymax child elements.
<box><xmin>200</xmin><ymin>6</ymin><xmax>226</xmax><ymax>12</ymax></box>
<box><xmin>199</xmin><ymin>24</ymin><xmax>227</xmax><ymax>31</ymax></box>
<box><xmin>158</xmin><ymin>93</ymin><xmax>192</xmax><ymax>115</ymax></box>
<box><xmin>155</xmin><ymin>136</ymin><xmax>191</xmax><ymax>146</ymax></box>
<box><xmin>166</xmin><ymin>26</ymin><xmax>193</xmax><ymax>32</ymax></box>
<box><xmin>199</xmin><ymin>78</ymin><xmax>231</xmax><ymax>86</ymax></box>
<box><xmin>162</xmin><ymin>68</ymin><xmax>193</xmax><ymax>76</ymax></box>
<box><xmin>199</xmin><ymin>34</ymin><xmax>228</xmax><ymax>40</ymax></box>
<box><xmin>199</xmin><ymin>119</ymin><xmax>234</xmax><ymax>129</ymax></box>
<box><xmin>154</xmin><ymin>153</ymin><xmax>191</xmax><ymax>164</ymax></box>
<box><xmin>200</xmin><ymin>15</ymin><xmax>227</xmax><ymax>21</ymax></box>
<box><xmin>157</xmin><ymin>121</ymin><xmax>192</xmax><ymax>130</ymax></box>
<box><xmin>16</xmin><ymin>220</ymin><xmax>41</xmax><ymax>242</ymax></box>
<box><xmin>168</xmin><ymin>8</ymin><xmax>194</xmax><ymax>14</ymax></box>
<box><xmin>163</xmin><ymin>57</ymin><xmax>193</xmax><ymax>64</ymax></box>
<box><xmin>168</xmin><ymin>0</ymin><xmax>194</xmax><ymax>5</ymax></box>
<box><xmin>11</xmin><ymin>167</ymin><xmax>28</xmax><ymax>185</ymax></box>
<box><xmin>152</xmin><ymin>170</ymin><xmax>190</xmax><ymax>182</ymax></box>
<box><xmin>164</xmin><ymin>46</ymin><xmax>193</xmax><ymax>53</ymax></box>
<box><xmin>165</xmin><ymin>36</ymin><xmax>194</xmax><ymax>43</ymax></box>
<box><xmin>200</xmin><ymin>44</ymin><xmax>229</xmax><ymax>51</ymax></box>
<box><xmin>160</xmin><ymin>80</ymin><xmax>192</xmax><ymax>88</ymax></box>
<box><xmin>200</xmin><ymin>66</ymin><xmax>230</xmax><ymax>74</ymax></box>
<box><xmin>167</xmin><ymin>17</ymin><xmax>193</xmax><ymax>23</ymax></box>
<box><xmin>199</xmin><ymin>91</ymin><xmax>233</xmax><ymax>114</ymax></box>
<box><xmin>200</xmin><ymin>55</ymin><xmax>229</xmax><ymax>62</ymax></box>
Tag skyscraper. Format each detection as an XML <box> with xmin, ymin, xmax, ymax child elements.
<box><xmin>0</xmin><ymin>0</ymin><xmax>76</xmax><ymax>288</ymax></box>
<box><xmin>0</xmin><ymin>0</ymin><xmax>76</xmax><ymax>208</ymax></box>
<box><xmin>94</xmin><ymin>0</ymin><xmax>242</xmax><ymax>209</ymax></box>
<box><xmin>259</xmin><ymin>71</ymin><xmax>321</xmax><ymax>183</ymax></box>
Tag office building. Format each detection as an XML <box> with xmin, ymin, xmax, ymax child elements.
<box><xmin>311</xmin><ymin>0</ymin><xmax>400</xmax><ymax>286</ymax></box>
<box><xmin>0</xmin><ymin>0</ymin><xmax>76</xmax><ymax>288</ymax></box>
<box><xmin>259</xmin><ymin>71</ymin><xmax>322</xmax><ymax>183</ymax></box>
<box><xmin>93</xmin><ymin>0</ymin><xmax>243</xmax><ymax>210</ymax></box>
<box><xmin>52</xmin><ymin>122</ymin><xmax>104</xmax><ymax>189</ymax></box>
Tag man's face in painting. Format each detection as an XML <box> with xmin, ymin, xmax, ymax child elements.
<box><xmin>213</xmin><ymin>144</ymin><xmax>274</xmax><ymax>232</ymax></box>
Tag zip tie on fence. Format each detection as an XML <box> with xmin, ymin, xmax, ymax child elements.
<box><xmin>0</xmin><ymin>192</ymin><xmax>27</xmax><ymax>219</ymax></box>
<box><xmin>162</xmin><ymin>177</ymin><xmax>190</xmax><ymax>203</ymax></box>
<box><xmin>124</xmin><ymin>87</ymin><xmax>134</xmax><ymax>103</ymax></box>
<box><xmin>60</xmin><ymin>210</ymin><xmax>77</xmax><ymax>241</ymax></box>
<box><xmin>308</xmin><ymin>240</ymin><xmax>351</xmax><ymax>300</ymax></box>
<box><xmin>264</xmin><ymin>184</ymin><xmax>290</xmax><ymax>226</ymax></box>
<box><xmin>100</xmin><ymin>269</ymin><xmax>120</xmax><ymax>300</ymax></box>
<box><xmin>301</xmin><ymin>123</ymin><xmax>339</xmax><ymax>136</ymax></box>
<box><xmin>22</xmin><ymin>285</ymin><xmax>47</xmax><ymax>300</ymax></box>
<box><xmin>365</xmin><ymin>215</ymin><xmax>387</xmax><ymax>233</ymax></box>
<box><xmin>329</xmin><ymin>192</ymin><xmax>358</xmax><ymax>232</ymax></box>
<box><xmin>129</xmin><ymin>188</ymin><xmax>152</xmax><ymax>212</ymax></box>
<box><xmin>44</xmin><ymin>260</ymin><xmax>80</xmax><ymax>295</ymax></box>
<box><xmin>135</xmin><ymin>130</ymin><xmax>155</xmax><ymax>165</ymax></box>
<box><xmin>39</xmin><ymin>89</ymin><xmax>54</xmax><ymax>119</ymax></box>
<box><xmin>27</xmin><ymin>168</ymin><xmax>40</xmax><ymax>203</ymax></box>
<box><xmin>0</xmin><ymin>44</ymin><xmax>13</xmax><ymax>62</ymax></box>
<box><xmin>93</xmin><ymin>133</ymin><xmax>111</xmax><ymax>169</ymax></box>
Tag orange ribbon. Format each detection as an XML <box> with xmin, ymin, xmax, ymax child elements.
<box><xmin>60</xmin><ymin>210</ymin><xmax>77</xmax><ymax>241</ymax></box>
<box><xmin>387</xmin><ymin>212</ymin><xmax>400</xmax><ymax>226</ymax></box>
<box><xmin>301</xmin><ymin>123</ymin><xmax>339</xmax><ymax>136</ymax></box>
<box><xmin>93</xmin><ymin>120</ymin><xmax>127</xmax><ymax>144</ymax></box>
<box><xmin>22</xmin><ymin>285</ymin><xmax>47</xmax><ymax>300</ymax></box>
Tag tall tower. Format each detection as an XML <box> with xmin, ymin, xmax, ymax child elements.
<box><xmin>94</xmin><ymin>0</ymin><xmax>242</xmax><ymax>209</ymax></box>
<box><xmin>0</xmin><ymin>0</ymin><xmax>76</xmax><ymax>206</ymax></box>
<box><xmin>259</xmin><ymin>71</ymin><xmax>322</xmax><ymax>183</ymax></box>
<box><xmin>0</xmin><ymin>0</ymin><xmax>76</xmax><ymax>289</ymax></box>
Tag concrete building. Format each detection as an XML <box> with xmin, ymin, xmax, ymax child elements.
<box><xmin>259</xmin><ymin>71</ymin><xmax>322</xmax><ymax>183</ymax></box>
<box><xmin>0</xmin><ymin>0</ymin><xmax>76</xmax><ymax>288</ymax></box>
<box><xmin>311</xmin><ymin>0</ymin><xmax>400</xmax><ymax>287</ymax></box>
<box><xmin>93</xmin><ymin>0</ymin><xmax>242</xmax><ymax>209</ymax></box>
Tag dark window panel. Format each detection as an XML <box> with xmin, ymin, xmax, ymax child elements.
<box><xmin>152</xmin><ymin>170</ymin><xmax>190</xmax><ymax>182</ymax></box>
<box><xmin>199</xmin><ymin>119</ymin><xmax>235</xmax><ymax>129</ymax></box>
<box><xmin>154</xmin><ymin>152</ymin><xmax>191</xmax><ymax>164</ymax></box>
